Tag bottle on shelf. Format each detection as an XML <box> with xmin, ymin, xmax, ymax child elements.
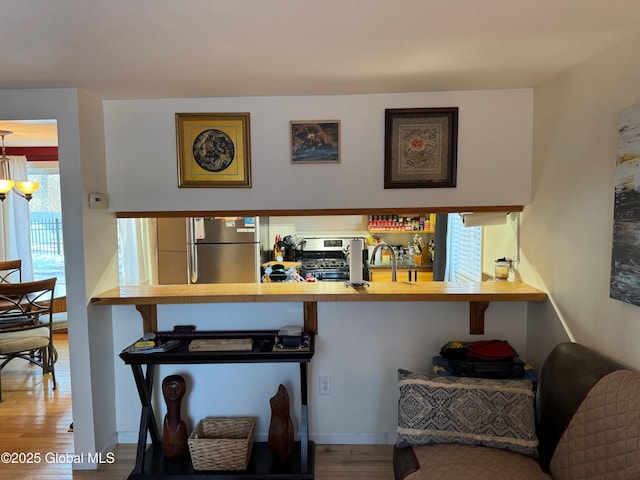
<box><xmin>367</xmin><ymin>213</ymin><xmax>436</xmax><ymax>233</ymax></box>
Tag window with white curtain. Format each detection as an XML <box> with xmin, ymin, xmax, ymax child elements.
<box><xmin>117</xmin><ymin>218</ymin><xmax>158</xmax><ymax>285</ymax></box>
<box><xmin>445</xmin><ymin>213</ymin><xmax>482</xmax><ymax>282</ymax></box>
<box><xmin>1</xmin><ymin>156</ymin><xmax>33</xmax><ymax>279</ymax></box>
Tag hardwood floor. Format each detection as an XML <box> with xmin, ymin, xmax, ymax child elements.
<box><xmin>0</xmin><ymin>333</ymin><xmax>394</xmax><ymax>479</ymax></box>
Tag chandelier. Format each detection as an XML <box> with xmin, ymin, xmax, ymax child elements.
<box><xmin>0</xmin><ymin>130</ymin><xmax>40</xmax><ymax>201</ymax></box>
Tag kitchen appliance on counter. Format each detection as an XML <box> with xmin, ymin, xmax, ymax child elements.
<box><xmin>157</xmin><ymin>217</ymin><xmax>264</xmax><ymax>284</ymax></box>
<box><xmin>299</xmin><ymin>237</ymin><xmax>369</xmax><ymax>282</ymax></box>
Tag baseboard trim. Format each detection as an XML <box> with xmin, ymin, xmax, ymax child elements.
<box><xmin>310</xmin><ymin>432</ymin><xmax>392</xmax><ymax>444</ymax></box>
<box><xmin>70</xmin><ymin>434</ymin><xmax>119</xmax><ymax>470</ymax></box>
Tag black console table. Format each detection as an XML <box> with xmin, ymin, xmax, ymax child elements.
<box><xmin>119</xmin><ymin>330</ymin><xmax>315</xmax><ymax>480</ymax></box>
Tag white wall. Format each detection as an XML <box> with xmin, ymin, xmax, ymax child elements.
<box><xmin>103</xmin><ymin>89</ymin><xmax>533</xmax><ymax>212</ymax></box>
<box><xmin>482</xmin><ymin>213</ymin><xmax>520</xmax><ymax>279</ymax></box>
<box><xmin>522</xmin><ymin>31</ymin><xmax>640</xmax><ymax>369</ymax></box>
<box><xmin>77</xmin><ymin>90</ymin><xmax>120</xmax><ymax>457</ymax></box>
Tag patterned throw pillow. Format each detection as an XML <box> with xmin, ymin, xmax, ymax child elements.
<box><xmin>397</xmin><ymin>368</ymin><xmax>538</xmax><ymax>457</ymax></box>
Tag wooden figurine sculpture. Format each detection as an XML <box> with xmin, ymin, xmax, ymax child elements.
<box><xmin>162</xmin><ymin>374</ymin><xmax>189</xmax><ymax>460</ymax></box>
<box><xmin>268</xmin><ymin>384</ymin><xmax>295</xmax><ymax>462</ymax></box>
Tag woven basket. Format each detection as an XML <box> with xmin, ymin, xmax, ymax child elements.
<box><xmin>188</xmin><ymin>417</ymin><xmax>256</xmax><ymax>471</ymax></box>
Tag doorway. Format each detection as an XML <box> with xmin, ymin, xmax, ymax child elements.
<box><xmin>0</xmin><ymin>119</ymin><xmax>65</xmax><ymax>290</ymax></box>
<box><xmin>0</xmin><ymin>119</ymin><xmax>72</xmax><ymax>445</ymax></box>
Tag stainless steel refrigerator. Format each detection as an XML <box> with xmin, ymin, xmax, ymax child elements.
<box><xmin>187</xmin><ymin>217</ymin><xmax>262</xmax><ymax>283</ymax></box>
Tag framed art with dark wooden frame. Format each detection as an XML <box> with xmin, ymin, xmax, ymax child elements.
<box><xmin>176</xmin><ymin>112</ymin><xmax>252</xmax><ymax>188</ymax></box>
<box><xmin>384</xmin><ymin>107</ymin><xmax>458</xmax><ymax>189</ymax></box>
<box><xmin>290</xmin><ymin>120</ymin><xmax>341</xmax><ymax>164</ymax></box>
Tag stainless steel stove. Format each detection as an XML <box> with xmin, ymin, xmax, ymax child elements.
<box><xmin>300</xmin><ymin>237</ymin><xmax>369</xmax><ymax>282</ymax></box>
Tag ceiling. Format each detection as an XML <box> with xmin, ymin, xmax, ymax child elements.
<box><xmin>0</xmin><ymin>120</ymin><xmax>58</xmax><ymax>147</ymax></box>
<box><xmin>2</xmin><ymin>0</ymin><xmax>640</xmax><ymax>145</ymax></box>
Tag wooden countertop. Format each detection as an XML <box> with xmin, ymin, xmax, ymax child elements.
<box><xmin>91</xmin><ymin>282</ymin><xmax>545</xmax><ymax>335</ymax></box>
<box><xmin>91</xmin><ymin>281</ymin><xmax>546</xmax><ymax>335</ymax></box>
<box><xmin>91</xmin><ymin>281</ymin><xmax>546</xmax><ymax>305</ymax></box>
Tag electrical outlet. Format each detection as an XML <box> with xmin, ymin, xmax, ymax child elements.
<box><xmin>318</xmin><ymin>375</ymin><xmax>331</xmax><ymax>396</ymax></box>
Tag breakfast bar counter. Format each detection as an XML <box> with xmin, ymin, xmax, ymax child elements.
<box><xmin>91</xmin><ymin>281</ymin><xmax>547</xmax><ymax>335</ymax></box>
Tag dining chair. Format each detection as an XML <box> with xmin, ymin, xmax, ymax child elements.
<box><xmin>0</xmin><ymin>277</ymin><xmax>57</xmax><ymax>401</ymax></box>
<box><xmin>0</xmin><ymin>259</ymin><xmax>21</xmax><ymax>283</ymax></box>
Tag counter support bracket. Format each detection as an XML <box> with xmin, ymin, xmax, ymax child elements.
<box><xmin>469</xmin><ymin>301</ymin><xmax>489</xmax><ymax>335</ymax></box>
<box><xmin>304</xmin><ymin>302</ymin><xmax>318</xmax><ymax>334</ymax></box>
<box><xmin>136</xmin><ymin>304</ymin><xmax>157</xmax><ymax>333</ymax></box>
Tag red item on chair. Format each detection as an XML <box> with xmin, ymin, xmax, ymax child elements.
<box><xmin>467</xmin><ymin>340</ymin><xmax>517</xmax><ymax>361</ymax></box>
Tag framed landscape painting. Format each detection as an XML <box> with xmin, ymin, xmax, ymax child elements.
<box><xmin>290</xmin><ymin>120</ymin><xmax>340</xmax><ymax>164</ymax></box>
<box><xmin>176</xmin><ymin>112</ymin><xmax>252</xmax><ymax>188</ymax></box>
<box><xmin>384</xmin><ymin>107</ymin><xmax>458</xmax><ymax>189</ymax></box>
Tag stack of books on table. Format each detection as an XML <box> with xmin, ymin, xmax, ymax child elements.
<box><xmin>122</xmin><ymin>338</ymin><xmax>181</xmax><ymax>354</ymax></box>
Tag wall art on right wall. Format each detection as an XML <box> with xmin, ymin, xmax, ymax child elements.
<box><xmin>610</xmin><ymin>105</ymin><xmax>640</xmax><ymax>306</ymax></box>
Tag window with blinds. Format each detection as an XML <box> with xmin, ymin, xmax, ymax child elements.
<box><xmin>445</xmin><ymin>213</ymin><xmax>482</xmax><ymax>282</ymax></box>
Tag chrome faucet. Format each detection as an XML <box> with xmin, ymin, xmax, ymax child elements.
<box><xmin>369</xmin><ymin>242</ymin><xmax>397</xmax><ymax>282</ymax></box>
